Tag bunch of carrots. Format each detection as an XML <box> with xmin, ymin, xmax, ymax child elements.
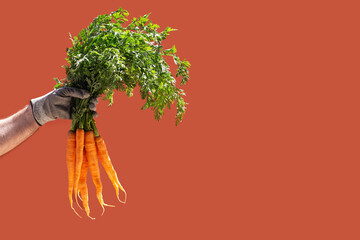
<box><xmin>66</xmin><ymin>123</ymin><xmax>126</xmax><ymax>219</ymax></box>
<box><xmin>55</xmin><ymin>7</ymin><xmax>190</xmax><ymax>219</ymax></box>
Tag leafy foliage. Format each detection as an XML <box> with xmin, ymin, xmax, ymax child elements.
<box><xmin>55</xmin><ymin>7</ymin><xmax>190</xmax><ymax>129</ymax></box>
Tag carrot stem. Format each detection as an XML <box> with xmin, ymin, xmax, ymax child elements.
<box><xmin>91</xmin><ymin>120</ymin><xmax>99</xmax><ymax>137</ymax></box>
<box><xmin>70</xmin><ymin>119</ymin><xmax>78</xmax><ymax>131</ymax></box>
<box><xmin>84</xmin><ymin>111</ymin><xmax>91</xmax><ymax>131</ymax></box>
<box><xmin>79</xmin><ymin>117</ymin><xmax>84</xmax><ymax>129</ymax></box>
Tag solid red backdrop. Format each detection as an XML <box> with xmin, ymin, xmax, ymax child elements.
<box><xmin>1</xmin><ymin>0</ymin><xmax>360</xmax><ymax>239</ymax></box>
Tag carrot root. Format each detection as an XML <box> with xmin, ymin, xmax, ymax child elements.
<box><xmin>76</xmin><ymin>193</ymin><xmax>83</xmax><ymax>210</ymax></box>
<box><xmin>66</xmin><ymin>130</ymin><xmax>82</xmax><ymax>218</ymax></box>
<box><xmin>85</xmin><ymin>131</ymin><xmax>114</xmax><ymax>215</ymax></box>
<box><xmin>79</xmin><ymin>148</ymin><xmax>95</xmax><ymax>219</ymax></box>
<box><xmin>77</xmin><ymin>190</ymin><xmax>83</xmax><ymax>201</ymax></box>
<box><xmin>68</xmin><ymin>129</ymin><xmax>127</xmax><ymax>219</ymax></box>
<box><xmin>95</xmin><ymin>136</ymin><xmax>127</xmax><ymax>204</ymax></box>
<box><xmin>71</xmin><ymin>206</ymin><xmax>82</xmax><ymax>218</ymax></box>
<box><xmin>74</xmin><ymin>128</ymin><xmax>85</xmax><ymax>210</ymax></box>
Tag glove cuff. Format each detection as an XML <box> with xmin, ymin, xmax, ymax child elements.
<box><xmin>30</xmin><ymin>100</ymin><xmax>42</xmax><ymax>126</ymax></box>
<box><xmin>30</xmin><ymin>93</ymin><xmax>55</xmax><ymax>126</ymax></box>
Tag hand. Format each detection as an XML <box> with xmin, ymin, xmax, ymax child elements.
<box><xmin>30</xmin><ymin>87</ymin><xmax>98</xmax><ymax>126</ymax></box>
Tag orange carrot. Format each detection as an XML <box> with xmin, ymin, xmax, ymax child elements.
<box><xmin>78</xmin><ymin>149</ymin><xmax>95</xmax><ymax>220</ymax></box>
<box><xmin>74</xmin><ymin>128</ymin><xmax>85</xmax><ymax>206</ymax></box>
<box><xmin>66</xmin><ymin>130</ymin><xmax>81</xmax><ymax>218</ymax></box>
<box><xmin>85</xmin><ymin>131</ymin><xmax>114</xmax><ymax>215</ymax></box>
<box><xmin>95</xmin><ymin>136</ymin><xmax>127</xmax><ymax>203</ymax></box>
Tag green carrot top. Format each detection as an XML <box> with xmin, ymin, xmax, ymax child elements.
<box><xmin>54</xmin><ymin>7</ymin><xmax>190</xmax><ymax>131</ymax></box>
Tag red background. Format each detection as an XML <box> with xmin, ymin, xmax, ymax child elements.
<box><xmin>1</xmin><ymin>0</ymin><xmax>360</xmax><ymax>239</ymax></box>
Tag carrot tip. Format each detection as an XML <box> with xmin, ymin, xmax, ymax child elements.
<box><xmin>77</xmin><ymin>191</ymin><xmax>83</xmax><ymax>202</ymax></box>
<box><xmin>115</xmin><ymin>185</ymin><xmax>127</xmax><ymax>203</ymax></box>
<box><xmin>71</xmin><ymin>206</ymin><xmax>82</xmax><ymax>218</ymax></box>
<box><xmin>75</xmin><ymin>194</ymin><xmax>83</xmax><ymax>210</ymax></box>
<box><xmin>104</xmin><ymin>203</ymin><xmax>115</xmax><ymax>207</ymax></box>
<box><xmin>86</xmin><ymin>212</ymin><xmax>95</xmax><ymax>220</ymax></box>
<box><xmin>101</xmin><ymin>206</ymin><xmax>105</xmax><ymax>216</ymax></box>
<box><xmin>117</xmin><ymin>190</ymin><xmax>127</xmax><ymax>204</ymax></box>
<box><xmin>123</xmin><ymin>191</ymin><xmax>127</xmax><ymax>204</ymax></box>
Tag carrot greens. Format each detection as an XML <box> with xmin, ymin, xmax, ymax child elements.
<box><xmin>55</xmin><ymin>7</ymin><xmax>190</xmax><ymax>134</ymax></box>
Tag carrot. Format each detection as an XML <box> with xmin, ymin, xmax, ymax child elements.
<box><xmin>85</xmin><ymin>130</ymin><xmax>114</xmax><ymax>215</ymax></box>
<box><xmin>95</xmin><ymin>136</ymin><xmax>127</xmax><ymax>203</ymax></box>
<box><xmin>78</xmin><ymin>149</ymin><xmax>95</xmax><ymax>220</ymax></box>
<box><xmin>66</xmin><ymin>130</ymin><xmax>81</xmax><ymax>218</ymax></box>
<box><xmin>74</xmin><ymin>128</ymin><xmax>85</xmax><ymax>207</ymax></box>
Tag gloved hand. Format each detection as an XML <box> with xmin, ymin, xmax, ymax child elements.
<box><xmin>30</xmin><ymin>87</ymin><xmax>98</xmax><ymax>126</ymax></box>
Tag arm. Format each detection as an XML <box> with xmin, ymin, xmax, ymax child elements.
<box><xmin>0</xmin><ymin>105</ymin><xmax>39</xmax><ymax>156</ymax></box>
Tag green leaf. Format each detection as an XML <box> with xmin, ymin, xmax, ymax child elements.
<box><xmin>53</xmin><ymin>78</ymin><xmax>62</xmax><ymax>89</ymax></box>
<box><xmin>171</xmin><ymin>45</ymin><xmax>177</xmax><ymax>54</ymax></box>
<box><xmin>103</xmin><ymin>90</ymin><xmax>114</xmax><ymax>106</ymax></box>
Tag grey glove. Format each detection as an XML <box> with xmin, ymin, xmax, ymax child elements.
<box><xmin>30</xmin><ymin>87</ymin><xmax>98</xmax><ymax>126</ymax></box>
